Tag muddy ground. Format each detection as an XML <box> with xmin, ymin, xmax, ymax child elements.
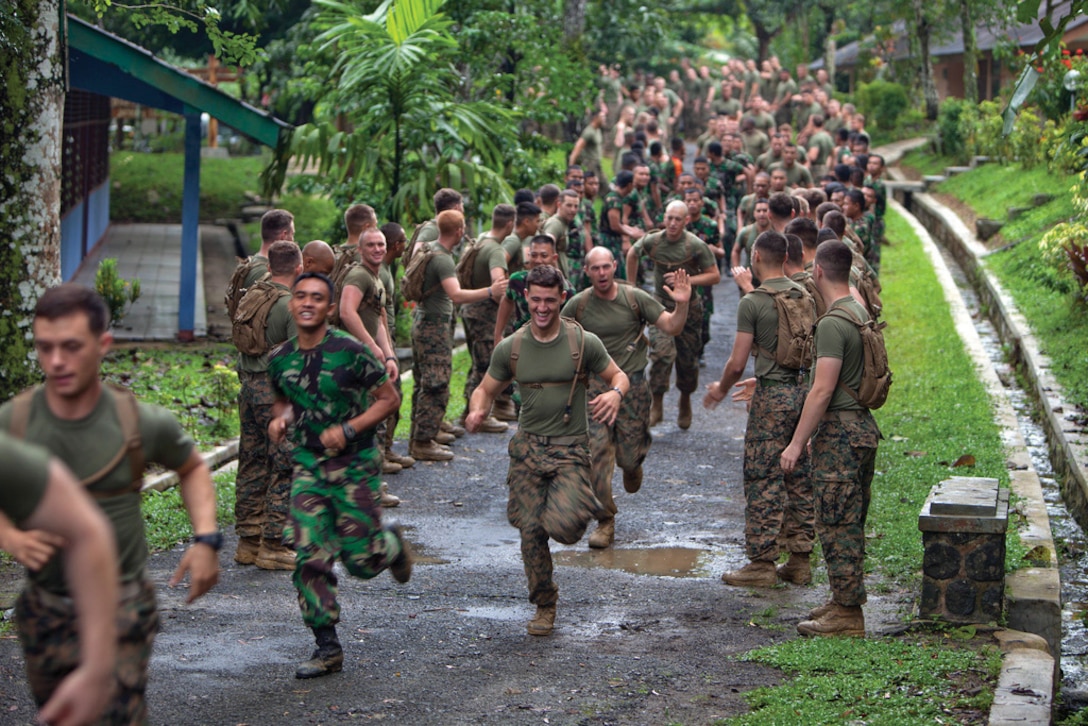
<box><xmin>0</xmin><ymin>277</ymin><xmax>909</xmax><ymax>725</ymax></box>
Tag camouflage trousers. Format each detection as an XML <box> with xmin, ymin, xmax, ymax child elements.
<box><xmin>587</xmin><ymin>373</ymin><xmax>652</xmax><ymax>521</ymax></box>
<box><xmin>810</xmin><ymin>411</ymin><xmax>880</xmax><ymax>608</ymax></box>
<box><xmin>286</xmin><ymin>446</ymin><xmax>402</xmax><ymax>628</ymax></box>
<box><xmin>461</xmin><ymin>303</ymin><xmax>498</xmax><ymax>408</ymax></box>
<box><xmin>410</xmin><ymin>315</ymin><xmax>452</xmax><ymax>442</ymax></box>
<box><xmin>381</xmin><ymin>372</ymin><xmax>403</xmax><ymax>453</ymax></box>
<box><xmin>17</xmin><ymin>576</ymin><xmax>159</xmax><ymax>726</ymax></box>
<box><xmin>697</xmin><ymin>285</ymin><xmax>714</xmax><ymax>355</ymax></box>
<box><xmin>742</xmin><ymin>382</ymin><xmax>815</xmax><ymax>562</ymax></box>
<box><xmin>237</xmin><ymin>372</ymin><xmax>294</xmax><ymax>541</ymax></box>
<box><xmin>506</xmin><ymin>431</ymin><xmax>604</xmax><ymax>606</ymax></box>
<box><xmin>648</xmin><ymin>296</ymin><xmax>704</xmax><ymax>394</ymax></box>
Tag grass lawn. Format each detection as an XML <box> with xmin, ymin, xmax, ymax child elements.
<box><xmin>729</xmin><ymin>207</ymin><xmax>1009</xmax><ymax>724</ymax></box>
<box><xmin>936</xmin><ymin>162</ymin><xmax>1077</xmax><ymax>223</ymax></box>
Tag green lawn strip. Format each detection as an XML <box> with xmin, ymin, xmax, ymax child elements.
<box><xmin>935</xmin><ymin>163</ymin><xmax>1075</xmax><ymax>222</ymax></box>
<box><xmin>142</xmin><ymin>468</ymin><xmax>237</xmax><ymax>551</ymax></box>
<box><xmin>728</xmin><ymin>208</ymin><xmax>1009</xmax><ymax>724</ymax></box>
<box><xmin>899</xmin><ymin>148</ymin><xmax>956</xmax><ymax>178</ymax></box>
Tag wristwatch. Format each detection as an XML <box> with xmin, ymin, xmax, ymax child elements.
<box><xmin>611</xmin><ymin>386</ymin><xmax>624</xmax><ymax>398</ymax></box>
<box><xmin>193</xmin><ymin>531</ymin><xmax>224</xmax><ymax>551</ymax></box>
<box><xmin>342</xmin><ymin>421</ymin><xmax>357</xmax><ymax>441</ymax></box>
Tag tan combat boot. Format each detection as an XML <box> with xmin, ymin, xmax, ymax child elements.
<box><xmin>650</xmin><ymin>393</ymin><xmax>664</xmax><ymax>426</ymax></box>
<box><xmin>527</xmin><ymin>605</ymin><xmax>557</xmax><ymax>636</ymax></box>
<box><xmin>808</xmin><ymin>599</ymin><xmax>835</xmax><ymax>620</ymax></box>
<box><xmin>434</xmin><ymin>430</ymin><xmax>456</xmax><ymax>445</ymax></box>
<box><xmin>776</xmin><ymin>552</ymin><xmax>812</xmax><ymax>585</ymax></box>
<box><xmin>622</xmin><ymin>465</ymin><xmax>643</xmax><ymax>494</ymax></box>
<box><xmin>410</xmin><ymin>440</ymin><xmax>454</xmax><ymax>461</ymax></box>
<box><xmin>381</xmin><ymin>458</ymin><xmax>403</xmax><ymax>475</ymax></box>
<box><xmin>378</xmin><ymin>482</ymin><xmax>401</xmax><ymax>508</ymax></box>
<box><xmin>720</xmin><ymin>560</ymin><xmax>777</xmax><ymax>588</ymax></box>
<box><xmin>797</xmin><ymin>603</ymin><xmax>865</xmax><ymax>637</ymax></box>
<box><xmin>677</xmin><ymin>392</ymin><xmax>692</xmax><ymax>430</ymax></box>
<box><xmin>234</xmin><ymin>535</ymin><xmax>260</xmax><ymax>565</ymax></box>
<box><xmin>478</xmin><ymin>415</ymin><xmax>509</xmax><ymax>433</ymax></box>
<box><xmin>255</xmin><ymin>539</ymin><xmax>296</xmax><ymax>571</ymax></box>
<box><xmin>588</xmin><ymin>518</ymin><xmax>615</xmax><ymax>549</ymax></box>
<box><xmin>441</xmin><ymin>420</ymin><xmax>466</xmax><ymax>438</ymax></box>
<box><xmin>385</xmin><ymin>449</ymin><xmax>416</xmax><ymax>469</ymax></box>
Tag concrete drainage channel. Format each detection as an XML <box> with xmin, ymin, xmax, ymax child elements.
<box><xmin>886</xmin><ymin>150</ymin><xmax>1088</xmax><ymax>722</ymax></box>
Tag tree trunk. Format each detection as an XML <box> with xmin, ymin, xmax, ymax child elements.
<box><xmin>913</xmin><ymin>0</ymin><xmax>940</xmax><ymax>119</ymax></box>
<box><xmin>825</xmin><ymin>37</ymin><xmax>837</xmax><ymax>88</ymax></box>
<box><xmin>562</xmin><ymin>0</ymin><xmax>587</xmax><ymax>45</ymax></box>
<box><xmin>0</xmin><ymin>0</ymin><xmax>64</xmax><ymax>399</ymax></box>
<box><xmin>960</xmin><ymin>0</ymin><xmax>979</xmax><ymax>103</ymax></box>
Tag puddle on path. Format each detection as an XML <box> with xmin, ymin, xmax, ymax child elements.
<box><xmin>553</xmin><ymin>547</ymin><xmax>708</xmax><ymax>578</ymax></box>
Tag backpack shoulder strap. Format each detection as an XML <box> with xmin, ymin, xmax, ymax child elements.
<box><xmin>8</xmin><ymin>387</ymin><xmax>38</xmax><ymax>439</ymax></box>
<box><xmin>561</xmin><ymin>318</ymin><xmax>586</xmax><ymax>425</ymax></box>
<box><xmin>573</xmin><ymin>290</ymin><xmax>590</xmax><ymax>323</ymax></box>
<box><xmin>75</xmin><ymin>385</ymin><xmax>144</xmax><ymax>493</ymax></box>
<box><xmin>509</xmin><ymin>325</ymin><xmax>526</xmax><ymax>379</ymax></box>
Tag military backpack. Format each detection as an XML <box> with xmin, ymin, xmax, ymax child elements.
<box><xmin>823</xmin><ymin>305</ymin><xmax>892</xmax><ymax>410</ymax></box>
<box><xmin>751</xmin><ymin>284</ymin><xmax>816</xmax><ymax>372</ymax></box>
<box><xmin>232</xmin><ymin>280</ymin><xmax>290</xmax><ymax>356</ymax></box>
<box><xmin>225</xmin><ymin>256</ymin><xmax>269</xmax><ymax>320</ymax></box>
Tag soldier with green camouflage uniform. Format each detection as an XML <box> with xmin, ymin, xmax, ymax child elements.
<box><xmin>563</xmin><ymin>249</ymin><xmax>690</xmax><ymax>549</ymax></box>
<box><xmin>378</xmin><ymin>222</ymin><xmax>416</xmax><ymax>472</ymax></box>
<box><xmin>268</xmin><ymin>272</ymin><xmax>413</xmax><ymax>679</ymax></box>
<box><xmin>467</xmin><ymin>264</ymin><xmax>628</xmax><ymax>636</ymax></box>
<box><xmin>0</xmin><ymin>284</ymin><xmax>220</xmax><ymax>723</ymax></box>
<box><xmin>494</xmin><ymin>235</ymin><xmax>573</xmax><ymax>338</ymax></box>
<box><xmin>684</xmin><ymin>187</ymin><xmax>723</xmax><ymax>362</ymax></box>
<box><xmin>626</xmin><ymin>201</ymin><xmax>721</xmax><ymax>430</ymax></box>
<box><xmin>599</xmin><ymin>171</ymin><xmax>643</xmax><ymax>281</ymax></box>
<box><xmin>842</xmin><ymin>188</ymin><xmax>876</xmax><ymax>270</ymax></box>
<box><xmin>782</xmin><ymin>239</ymin><xmax>880</xmax><ymax>638</ymax></box>
<box><xmin>705</xmin><ymin>231</ymin><xmax>816</xmax><ymax>589</ymax></box>
<box><xmin>541</xmin><ymin>190</ymin><xmax>581</xmax><ymax>278</ymax></box>
<box><xmin>581</xmin><ymin>173</ymin><xmax>601</xmax><ymax>256</ymax></box>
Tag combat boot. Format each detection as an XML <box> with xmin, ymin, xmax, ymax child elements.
<box><xmin>478</xmin><ymin>415</ymin><xmax>509</xmax><ymax>433</ymax></box>
<box><xmin>677</xmin><ymin>392</ymin><xmax>692</xmax><ymax>430</ymax></box>
<box><xmin>492</xmin><ymin>398</ymin><xmax>519</xmax><ymax>421</ymax></box>
<box><xmin>776</xmin><ymin>552</ymin><xmax>812</xmax><ymax>585</ymax></box>
<box><xmin>234</xmin><ymin>535</ymin><xmax>260</xmax><ymax>565</ymax></box>
<box><xmin>385</xmin><ymin>449</ymin><xmax>416</xmax><ymax>469</ymax></box>
<box><xmin>622</xmin><ymin>465</ymin><xmax>643</xmax><ymax>494</ymax></box>
<box><xmin>410</xmin><ymin>440</ymin><xmax>454</xmax><ymax>461</ymax></box>
<box><xmin>720</xmin><ymin>560</ymin><xmax>777</xmax><ymax>588</ymax></box>
<box><xmin>434</xmin><ymin>430</ymin><xmax>456</xmax><ymax>445</ymax></box>
<box><xmin>378</xmin><ymin>482</ymin><xmax>401</xmax><ymax>508</ymax></box>
<box><xmin>808</xmin><ymin>599</ymin><xmax>835</xmax><ymax>620</ymax></box>
<box><xmin>296</xmin><ymin>625</ymin><xmax>344</xmax><ymax>679</ymax></box>
<box><xmin>527</xmin><ymin>605</ymin><xmax>557</xmax><ymax>636</ymax></box>
<box><xmin>441</xmin><ymin>420</ymin><xmax>466</xmax><ymax>438</ymax></box>
<box><xmin>381</xmin><ymin>458</ymin><xmax>403</xmax><ymax>475</ymax></box>
<box><xmin>255</xmin><ymin>539</ymin><xmax>296</xmax><ymax>571</ymax></box>
<box><xmin>649</xmin><ymin>393</ymin><xmax>664</xmax><ymax>426</ymax></box>
<box><xmin>588</xmin><ymin>518</ymin><xmax>615</xmax><ymax>549</ymax></box>
<box><xmin>796</xmin><ymin>604</ymin><xmax>865</xmax><ymax>637</ymax></box>
<box><xmin>385</xmin><ymin>524</ymin><xmax>413</xmax><ymax>583</ymax></box>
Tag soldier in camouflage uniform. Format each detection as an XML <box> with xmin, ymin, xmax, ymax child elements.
<box><xmin>782</xmin><ymin>240</ymin><xmax>880</xmax><ymax>638</ymax></box>
<box><xmin>626</xmin><ymin>201</ymin><xmax>721</xmax><ymax>430</ymax></box>
<box><xmin>581</xmin><ymin>172</ymin><xmax>601</xmax><ymax>260</ymax></box>
<box><xmin>599</xmin><ymin>171</ymin><xmax>643</xmax><ymax>280</ymax></box>
<box><xmin>684</xmin><ymin>187</ymin><xmax>724</xmax><ymax>362</ymax></box>
<box><xmin>705</xmin><ymin>231</ymin><xmax>816</xmax><ymax>589</ymax></box>
<box><xmin>842</xmin><ymin>188</ymin><xmax>876</xmax><ymax>270</ymax></box>
<box><xmin>235</xmin><ymin>241</ymin><xmax>302</xmax><ymax>569</ymax></box>
<box><xmin>563</xmin><ymin>248</ymin><xmax>691</xmax><ymax>549</ymax></box>
<box><xmin>467</xmin><ymin>265</ymin><xmax>628</xmax><ymax>636</ymax></box>
<box><xmin>0</xmin><ymin>284</ymin><xmax>220</xmax><ymax>723</ymax></box>
<box><xmin>268</xmin><ymin>272</ymin><xmax>413</xmax><ymax>679</ymax></box>
<box><xmin>379</xmin><ymin>222</ymin><xmax>416</xmax><ymax>471</ymax></box>
<box><xmin>541</xmin><ymin>190</ymin><xmax>581</xmax><ymax>278</ymax></box>
<box><xmin>494</xmin><ymin>235</ymin><xmax>574</xmax><ymax>339</ymax></box>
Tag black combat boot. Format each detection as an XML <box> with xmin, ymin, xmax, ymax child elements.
<box><xmin>295</xmin><ymin>625</ymin><xmax>344</xmax><ymax>679</ymax></box>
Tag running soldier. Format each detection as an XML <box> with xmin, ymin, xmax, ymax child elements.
<box><xmin>705</xmin><ymin>231</ymin><xmax>816</xmax><ymax>588</ymax></box>
<box><xmin>563</xmin><ymin>248</ymin><xmax>691</xmax><ymax>548</ymax></box>
<box><xmin>268</xmin><ymin>272</ymin><xmax>413</xmax><ymax>678</ymax></box>
<box><xmin>0</xmin><ymin>284</ymin><xmax>220</xmax><ymax>723</ymax></box>
<box><xmin>781</xmin><ymin>239</ymin><xmax>881</xmax><ymax>637</ymax></box>
<box><xmin>625</xmin><ymin>200</ymin><xmax>721</xmax><ymax>429</ymax></box>
<box><xmin>466</xmin><ymin>265</ymin><xmax>629</xmax><ymax>636</ymax></box>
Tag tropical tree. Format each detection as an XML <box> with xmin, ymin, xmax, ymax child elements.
<box><xmin>289</xmin><ymin>0</ymin><xmax>517</xmax><ymax>225</ymax></box>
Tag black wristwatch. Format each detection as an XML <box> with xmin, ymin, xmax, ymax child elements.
<box><xmin>342</xmin><ymin>421</ymin><xmax>357</xmax><ymax>441</ymax></box>
<box><xmin>193</xmin><ymin>531</ymin><xmax>224</xmax><ymax>552</ymax></box>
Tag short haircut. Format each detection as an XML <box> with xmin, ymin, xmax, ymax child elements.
<box><xmin>693</xmin><ymin>155</ymin><xmax>709</xmax><ymax>166</ymax></box>
<box><xmin>268</xmin><ymin>240</ymin><xmax>302</xmax><ymax>276</ymax></box>
<box><xmin>261</xmin><ymin>209</ymin><xmax>294</xmax><ymax>243</ymax></box>
<box><xmin>670</xmin><ymin>137</ymin><xmax>685</xmax><ymax>152</ymax></box>
<box><xmin>301</xmin><ymin>240</ymin><xmax>335</xmax><ymax>274</ymax></box>
<box><xmin>785</xmin><ymin>216</ymin><xmax>818</xmax><ymax>248</ymax></box>
<box><xmin>707</xmin><ymin>141</ymin><xmax>723</xmax><ymax>156</ymax></box>
<box><xmin>566</xmin><ymin>165</ymin><xmax>583</xmax><ymax>175</ymax></box>
<box><xmin>836</xmin><ymin>127</ymin><xmax>850</xmax><ymax>142</ymax></box>
<box><xmin>437</xmin><ymin>209</ymin><xmax>465</xmax><ymax>235</ymax></box>
<box><xmin>753</xmin><ymin>230</ymin><xmax>787</xmax><ymax>266</ymax></box>
<box><xmin>849</xmin><ymin>167</ymin><xmax>865</xmax><ymax>187</ymax></box>
<box><xmin>614</xmin><ymin>170</ymin><xmax>635</xmax><ymax>188</ymax></box>
<box><xmin>798</xmin><ymin>188</ymin><xmax>827</xmax><ymax>208</ymax></box>
<box><xmin>768</xmin><ymin>192</ymin><xmax>795</xmax><ymax>220</ymax></box>
<box><xmin>684</xmin><ymin>186</ymin><xmax>704</xmax><ymax>199</ymax></box>
<box><xmin>492</xmin><ymin>203</ymin><xmax>516</xmax><ymax>228</ymax></box>
<box><xmin>514</xmin><ymin>188</ymin><xmax>535</xmax><ymax>205</ymax></box>
<box><xmin>823</xmin><ymin>210</ymin><xmax>847</xmax><ymax>237</ymax></box>
<box><xmin>538</xmin><ymin>184</ymin><xmax>561</xmax><ymax>206</ymax></box>
<box><xmin>380</xmin><ymin>222</ymin><xmax>406</xmax><ymax>247</ymax></box>
<box><xmin>815</xmin><ymin>201</ymin><xmax>841</xmax><ymax>225</ymax></box>
<box><xmin>869</xmin><ymin>154</ymin><xmax>885</xmax><ymax>167</ymax></box>
<box><xmin>36</xmin><ymin>283</ymin><xmax>109</xmax><ymax>334</ymax></box>
<box><xmin>559</xmin><ymin>189</ymin><xmax>580</xmax><ymax>203</ymax></box>
<box><xmin>844</xmin><ymin>188</ymin><xmax>867</xmax><ymax>210</ymax></box>
<box><xmin>584</xmin><ymin>170</ymin><xmax>597</xmax><ymax>180</ymax></box>
<box><xmin>621</xmin><ymin>151</ymin><xmax>640</xmax><ymax>170</ymax></box>
<box><xmin>526</xmin><ymin>264</ymin><xmax>564</xmax><ymax>291</ymax></box>
<box><xmin>292</xmin><ymin>271</ymin><xmax>335</xmax><ymax>299</ymax></box>
<box><xmin>817</xmin><ymin>227</ymin><xmax>840</xmax><ymax>244</ymax></box>
<box><xmin>529</xmin><ymin>234</ymin><xmax>557</xmax><ymax>250</ymax></box>
<box><xmin>516</xmin><ymin>202</ymin><xmax>542</xmax><ymax>223</ymax></box>
<box><xmin>433</xmin><ymin>188</ymin><xmax>463</xmax><ymax>213</ymax></box>
<box><xmin>649</xmin><ymin>141</ymin><xmax>663</xmax><ymax>156</ymax></box>
<box><xmin>811</xmin><ymin>114</ymin><xmax>824</xmax><ymax>127</ymax></box>
<box><xmin>785</xmin><ymin>233</ymin><xmax>804</xmax><ymax>265</ymax></box>
<box><xmin>344</xmin><ymin>204</ymin><xmax>376</xmax><ymax>236</ymax></box>
<box><xmin>833</xmin><ymin>164</ymin><xmax>852</xmax><ymax>183</ymax></box>
<box><xmin>815</xmin><ymin>239</ymin><xmax>853</xmax><ymax>283</ymax></box>
<box><xmin>856</xmin><ymin>132</ymin><xmax>871</xmax><ymax>147</ymax></box>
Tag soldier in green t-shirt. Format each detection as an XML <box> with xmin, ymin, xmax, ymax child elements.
<box><xmin>568</xmin><ymin>110</ymin><xmax>605</xmax><ymax>177</ymax></box>
<box><xmin>268</xmin><ymin>272</ymin><xmax>413</xmax><ymax>679</ymax></box>
<box><xmin>409</xmin><ymin>211</ymin><xmax>508</xmax><ymax>462</ymax></box>
<box><xmin>0</xmin><ymin>284</ymin><xmax>220</xmax><ymax>723</ymax></box>
<box><xmin>541</xmin><ymin>190</ymin><xmax>581</xmax><ymax>277</ymax></box>
<box><xmin>625</xmin><ymin>201</ymin><xmax>721</xmax><ymax>430</ymax></box>
<box><xmin>705</xmin><ymin>231</ymin><xmax>816</xmax><ymax>589</ymax></box>
<box><xmin>781</xmin><ymin>240</ymin><xmax>880</xmax><ymax>638</ymax></box>
<box><xmin>562</xmin><ymin>248</ymin><xmax>690</xmax><ymax>549</ymax></box>
<box><xmin>466</xmin><ymin>264</ymin><xmax>629</xmax><ymax>637</ymax></box>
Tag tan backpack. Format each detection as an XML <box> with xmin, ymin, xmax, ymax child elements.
<box><xmin>823</xmin><ymin>305</ymin><xmax>892</xmax><ymax>409</ymax></box>
<box><xmin>752</xmin><ymin>284</ymin><xmax>816</xmax><ymax>371</ymax></box>
<box><xmin>400</xmin><ymin>244</ymin><xmax>444</xmax><ymax>303</ymax></box>
<box><xmin>509</xmin><ymin>318</ymin><xmax>586</xmax><ymax>425</ymax></box>
<box><xmin>400</xmin><ymin>220</ymin><xmax>432</xmax><ymax>272</ymax></box>
<box><xmin>455</xmin><ymin>237</ymin><xmax>486</xmax><ymax>289</ymax></box>
<box><xmin>232</xmin><ymin>280</ymin><xmax>290</xmax><ymax>356</ymax></box>
<box><xmin>8</xmin><ymin>385</ymin><xmax>144</xmax><ymax>496</ymax></box>
<box><xmin>225</xmin><ymin>256</ymin><xmax>269</xmax><ymax>319</ymax></box>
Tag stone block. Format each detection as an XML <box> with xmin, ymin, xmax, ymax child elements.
<box><xmin>922</xmin><ymin>175</ymin><xmax>946</xmax><ymax>191</ymax></box>
<box><xmin>946</xmin><ymin>165</ymin><xmax>973</xmax><ymax>176</ymax></box>
<box><xmin>1032</xmin><ymin>193</ymin><xmax>1054</xmax><ymax>207</ymax></box>
<box><xmin>976</xmin><ymin>218</ymin><xmax>1005</xmax><ymax>241</ymax></box>
<box><xmin>1006</xmin><ymin>206</ymin><xmax>1031</xmax><ymax>221</ymax></box>
<box><xmin>993</xmin><ymin>629</ymin><xmax>1050</xmax><ymax>655</ymax></box>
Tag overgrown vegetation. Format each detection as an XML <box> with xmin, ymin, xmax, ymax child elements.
<box><xmin>143</xmin><ymin>468</ymin><xmax>236</xmax><ymax>552</ymax></box>
<box><xmin>94</xmin><ymin>257</ymin><xmax>141</xmax><ymax>326</ymax></box>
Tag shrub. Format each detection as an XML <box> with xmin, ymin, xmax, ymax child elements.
<box><xmin>937</xmin><ymin>98</ymin><xmax>976</xmax><ymax>163</ymax></box>
<box><xmin>856</xmin><ymin>79</ymin><xmax>910</xmax><ymax>134</ymax></box>
<box><xmin>95</xmin><ymin>258</ymin><xmax>141</xmax><ymax>326</ymax></box>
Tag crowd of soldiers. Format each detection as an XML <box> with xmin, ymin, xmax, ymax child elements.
<box><xmin>0</xmin><ymin>55</ymin><xmax>890</xmax><ymax>724</ymax></box>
